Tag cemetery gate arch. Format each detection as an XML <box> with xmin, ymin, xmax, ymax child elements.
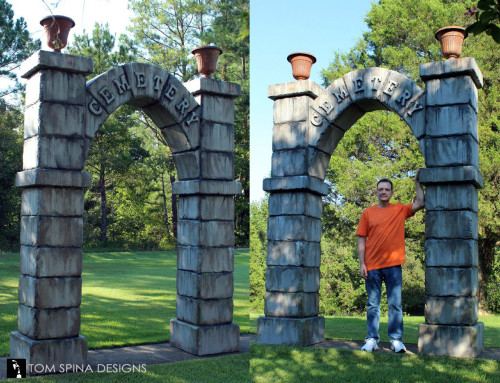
<box><xmin>10</xmin><ymin>50</ymin><xmax>242</xmax><ymax>371</ymax></box>
<box><xmin>257</xmin><ymin>58</ymin><xmax>484</xmax><ymax>358</ymax></box>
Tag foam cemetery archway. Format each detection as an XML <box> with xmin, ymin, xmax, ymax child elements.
<box><xmin>10</xmin><ymin>50</ymin><xmax>242</xmax><ymax>373</ymax></box>
<box><xmin>257</xmin><ymin>60</ymin><xmax>484</xmax><ymax>358</ymax></box>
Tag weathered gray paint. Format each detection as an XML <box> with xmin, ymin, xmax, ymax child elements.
<box><xmin>258</xmin><ymin>59</ymin><xmax>484</xmax><ymax>358</ymax></box>
<box><xmin>10</xmin><ymin>50</ymin><xmax>241</xmax><ymax>374</ymax></box>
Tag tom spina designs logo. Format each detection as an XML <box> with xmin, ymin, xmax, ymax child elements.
<box><xmin>7</xmin><ymin>359</ymin><xmax>26</xmax><ymax>378</ymax></box>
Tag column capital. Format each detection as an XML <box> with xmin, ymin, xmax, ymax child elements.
<box><xmin>21</xmin><ymin>50</ymin><xmax>94</xmax><ymax>79</ymax></box>
<box><xmin>16</xmin><ymin>169</ymin><xmax>92</xmax><ymax>189</ymax></box>
<box><xmin>263</xmin><ymin>176</ymin><xmax>329</xmax><ymax>196</ymax></box>
<box><xmin>172</xmin><ymin>180</ymin><xmax>241</xmax><ymax>195</ymax></box>
<box><xmin>268</xmin><ymin>79</ymin><xmax>323</xmax><ymax>100</ymax></box>
<box><xmin>419</xmin><ymin>166</ymin><xmax>483</xmax><ymax>188</ymax></box>
<box><xmin>420</xmin><ymin>57</ymin><xmax>483</xmax><ymax>89</ymax></box>
<box><xmin>184</xmin><ymin>77</ymin><xmax>241</xmax><ymax>98</ymax></box>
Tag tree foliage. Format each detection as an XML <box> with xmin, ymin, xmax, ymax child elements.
<box><xmin>129</xmin><ymin>0</ymin><xmax>250</xmax><ymax>246</ymax></box>
<box><xmin>465</xmin><ymin>0</ymin><xmax>500</xmax><ymax>43</ymax></box>
<box><xmin>128</xmin><ymin>0</ymin><xmax>215</xmax><ymax>81</ymax></box>
<box><xmin>0</xmin><ymin>102</ymin><xmax>22</xmax><ymax>249</ymax></box>
<box><xmin>0</xmin><ymin>0</ymin><xmax>40</xmax><ymax>98</ymax></box>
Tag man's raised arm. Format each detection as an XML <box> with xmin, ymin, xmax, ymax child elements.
<box><xmin>412</xmin><ymin>168</ymin><xmax>425</xmax><ymax>214</ymax></box>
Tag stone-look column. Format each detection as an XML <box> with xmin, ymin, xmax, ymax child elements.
<box><xmin>10</xmin><ymin>51</ymin><xmax>94</xmax><ymax>370</ymax></box>
<box><xmin>169</xmin><ymin>78</ymin><xmax>242</xmax><ymax>355</ymax></box>
<box><xmin>257</xmin><ymin>82</ymin><xmax>325</xmax><ymax>345</ymax></box>
<box><xmin>418</xmin><ymin>58</ymin><xmax>484</xmax><ymax>357</ymax></box>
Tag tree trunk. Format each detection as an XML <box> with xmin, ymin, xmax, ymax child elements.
<box><xmin>241</xmin><ymin>55</ymin><xmax>246</xmax><ymax>80</ymax></box>
<box><xmin>99</xmin><ymin>168</ymin><xmax>107</xmax><ymax>245</ymax></box>
<box><xmin>160</xmin><ymin>172</ymin><xmax>170</xmax><ymax>236</ymax></box>
<box><xmin>170</xmin><ymin>173</ymin><xmax>178</xmax><ymax>239</ymax></box>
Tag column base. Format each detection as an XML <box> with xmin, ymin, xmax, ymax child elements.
<box><xmin>170</xmin><ymin>319</ymin><xmax>240</xmax><ymax>355</ymax></box>
<box><xmin>418</xmin><ymin>322</ymin><xmax>484</xmax><ymax>357</ymax></box>
<box><xmin>257</xmin><ymin>316</ymin><xmax>324</xmax><ymax>346</ymax></box>
<box><xmin>10</xmin><ymin>331</ymin><xmax>87</xmax><ymax>375</ymax></box>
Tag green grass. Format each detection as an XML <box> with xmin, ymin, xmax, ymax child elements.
<box><xmin>250</xmin><ymin>313</ymin><xmax>500</xmax><ymax>348</ymax></box>
<box><xmin>250</xmin><ymin>344</ymin><xmax>500</xmax><ymax>383</ymax></box>
<box><xmin>0</xmin><ymin>250</ymin><xmax>249</xmax><ymax>356</ymax></box>
<box><xmin>23</xmin><ymin>353</ymin><xmax>250</xmax><ymax>382</ymax></box>
<box><xmin>15</xmin><ymin>344</ymin><xmax>500</xmax><ymax>382</ymax></box>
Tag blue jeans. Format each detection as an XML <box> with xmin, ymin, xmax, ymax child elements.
<box><xmin>365</xmin><ymin>265</ymin><xmax>403</xmax><ymax>342</ymax></box>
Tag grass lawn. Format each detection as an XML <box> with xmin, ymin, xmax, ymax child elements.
<box><xmin>22</xmin><ymin>353</ymin><xmax>250</xmax><ymax>382</ymax></box>
<box><xmin>250</xmin><ymin>344</ymin><xmax>500</xmax><ymax>383</ymax></box>
<box><xmin>0</xmin><ymin>249</ymin><xmax>249</xmax><ymax>356</ymax></box>
<box><xmin>16</xmin><ymin>344</ymin><xmax>499</xmax><ymax>382</ymax></box>
<box><xmin>250</xmin><ymin>313</ymin><xmax>500</xmax><ymax>348</ymax></box>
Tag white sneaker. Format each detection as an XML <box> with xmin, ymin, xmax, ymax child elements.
<box><xmin>361</xmin><ymin>338</ymin><xmax>378</xmax><ymax>352</ymax></box>
<box><xmin>391</xmin><ymin>340</ymin><xmax>407</xmax><ymax>353</ymax></box>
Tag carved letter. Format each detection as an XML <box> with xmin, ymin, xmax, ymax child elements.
<box><xmin>165</xmin><ymin>84</ymin><xmax>177</xmax><ymax>101</ymax></box>
<box><xmin>311</xmin><ymin>113</ymin><xmax>323</xmax><ymax>126</ymax></box>
<box><xmin>383</xmin><ymin>80</ymin><xmax>398</xmax><ymax>96</ymax></box>
<box><xmin>407</xmin><ymin>100</ymin><xmax>424</xmax><ymax>116</ymax></box>
<box><xmin>88</xmin><ymin>98</ymin><xmax>103</xmax><ymax>115</ymax></box>
<box><xmin>112</xmin><ymin>75</ymin><xmax>131</xmax><ymax>95</ymax></box>
<box><xmin>153</xmin><ymin>75</ymin><xmax>163</xmax><ymax>91</ymax></box>
<box><xmin>397</xmin><ymin>89</ymin><xmax>412</xmax><ymax>107</ymax></box>
<box><xmin>185</xmin><ymin>111</ymin><xmax>199</xmax><ymax>127</ymax></box>
<box><xmin>176</xmin><ymin>98</ymin><xmax>189</xmax><ymax>116</ymax></box>
<box><xmin>332</xmin><ymin>86</ymin><xmax>348</xmax><ymax>104</ymax></box>
<box><xmin>135</xmin><ymin>72</ymin><xmax>146</xmax><ymax>88</ymax></box>
<box><xmin>98</xmin><ymin>87</ymin><xmax>115</xmax><ymax>105</ymax></box>
<box><xmin>353</xmin><ymin>78</ymin><xmax>364</xmax><ymax>93</ymax></box>
<box><xmin>371</xmin><ymin>76</ymin><xmax>382</xmax><ymax>90</ymax></box>
<box><xmin>319</xmin><ymin>101</ymin><xmax>334</xmax><ymax>115</ymax></box>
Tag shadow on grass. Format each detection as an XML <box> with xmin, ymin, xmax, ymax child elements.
<box><xmin>325</xmin><ymin>316</ymin><xmax>421</xmax><ymax>344</ymax></box>
<box><xmin>249</xmin><ymin>344</ymin><xmax>500</xmax><ymax>383</ymax></box>
<box><xmin>81</xmin><ymin>292</ymin><xmax>174</xmax><ymax>349</ymax></box>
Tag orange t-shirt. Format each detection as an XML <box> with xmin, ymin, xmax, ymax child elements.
<box><xmin>356</xmin><ymin>202</ymin><xmax>414</xmax><ymax>271</ymax></box>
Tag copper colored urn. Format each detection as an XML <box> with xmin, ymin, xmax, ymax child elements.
<box><xmin>192</xmin><ymin>45</ymin><xmax>223</xmax><ymax>78</ymax></box>
<box><xmin>287</xmin><ymin>52</ymin><xmax>316</xmax><ymax>81</ymax></box>
<box><xmin>435</xmin><ymin>26</ymin><xmax>467</xmax><ymax>59</ymax></box>
<box><xmin>40</xmin><ymin>15</ymin><xmax>75</xmax><ymax>52</ymax></box>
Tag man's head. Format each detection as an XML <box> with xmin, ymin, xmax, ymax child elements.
<box><xmin>376</xmin><ymin>178</ymin><xmax>393</xmax><ymax>204</ymax></box>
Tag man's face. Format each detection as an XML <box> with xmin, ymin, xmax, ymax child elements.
<box><xmin>376</xmin><ymin>181</ymin><xmax>393</xmax><ymax>203</ymax></box>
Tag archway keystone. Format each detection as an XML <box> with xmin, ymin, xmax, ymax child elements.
<box><xmin>258</xmin><ymin>58</ymin><xmax>484</xmax><ymax>358</ymax></box>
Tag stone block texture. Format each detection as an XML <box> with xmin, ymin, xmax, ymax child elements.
<box><xmin>176</xmin><ymin>295</ymin><xmax>233</xmax><ymax>326</ymax></box>
<box><xmin>177</xmin><ymin>246</ymin><xmax>234</xmax><ymax>273</ymax></box>
<box><xmin>418</xmin><ymin>322</ymin><xmax>484</xmax><ymax>357</ymax></box>
<box><xmin>18</xmin><ymin>305</ymin><xmax>80</xmax><ymax>339</ymax></box>
<box><xmin>417</xmin><ymin>57</ymin><xmax>483</xmax><ymax>359</ymax></box>
<box><xmin>257</xmin><ymin>316</ymin><xmax>325</xmax><ymax>346</ymax></box>
<box><xmin>425</xmin><ymin>296</ymin><xmax>478</xmax><ymax>325</ymax></box>
<box><xmin>10</xmin><ymin>331</ymin><xmax>88</xmax><ymax>374</ymax></box>
<box><xmin>425</xmin><ymin>239</ymin><xmax>478</xmax><ymax>268</ymax></box>
<box><xmin>177</xmin><ymin>270</ymin><xmax>233</xmax><ymax>299</ymax></box>
<box><xmin>170</xmin><ymin>319</ymin><xmax>239</xmax><ymax>355</ymax></box>
<box><xmin>425</xmin><ymin>267</ymin><xmax>478</xmax><ymax>297</ymax></box>
<box><xmin>264</xmin><ymin>292</ymin><xmax>319</xmax><ymax>317</ymax></box>
<box><xmin>265</xmin><ymin>266</ymin><xmax>320</xmax><ymax>292</ymax></box>
<box><xmin>267</xmin><ymin>241</ymin><xmax>321</xmax><ymax>267</ymax></box>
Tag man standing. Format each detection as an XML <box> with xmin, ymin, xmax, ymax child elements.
<box><xmin>356</xmin><ymin>169</ymin><xmax>425</xmax><ymax>353</ymax></box>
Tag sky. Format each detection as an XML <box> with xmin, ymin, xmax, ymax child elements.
<box><xmin>10</xmin><ymin>0</ymin><xmax>132</xmax><ymax>48</ymax></box>
<box><xmin>8</xmin><ymin>0</ymin><xmax>375</xmax><ymax>203</ymax></box>
<box><xmin>249</xmin><ymin>0</ymin><xmax>374</xmax><ymax>202</ymax></box>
